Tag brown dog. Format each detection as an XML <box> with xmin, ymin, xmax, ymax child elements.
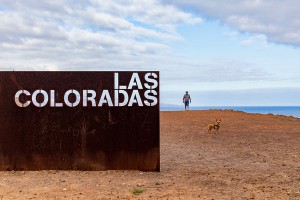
<box><xmin>208</xmin><ymin>119</ymin><xmax>221</xmax><ymax>133</ymax></box>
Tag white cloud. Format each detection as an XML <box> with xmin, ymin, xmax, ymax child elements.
<box><xmin>0</xmin><ymin>0</ymin><xmax>296</xmax><ymax>89</ymax></box>
<box><xmin>224</xmin><ymin>31</ymin><xmax>239</xmax><ymax>39</ymax></box>
<box><xmin>0</xmin><ymin>0</ymin><xmax>201</xmax><ymax>70</ymax></box>
<box><xmin>168</xmin><ymin>0</ymin><xmax>300</xmax><ymax>46</ymax></box>
<box><xmin>161</xmin><ymin>59</ymin><xmax>272</xmax><ymax>86</ymax></box>
<box><xmin>240</xmin><ymin>34</ymin><xmax>268</xmax><ymax>47</ymax></box>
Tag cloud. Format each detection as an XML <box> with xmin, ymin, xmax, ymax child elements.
<box><xmin>159</xmin><ymin>59</ymin><xmax>273</xmax><ymax>90</ymax></box>
<box><xmin>167</xmin><ymin>0</ymin><xmax>300</xmax><ymax>46</ymax></box>
<box><xmin>0</xmin><ymin>0</ymin><xmax>296</xmax><ymax>90</ymax></box>
<box><xmin>240</xmin><ymin>34</ymin><xmax>268</xmax><ymax>47</ymax></box>
<box><xmin>162</xmin><ymin>87</ymin><xmax>300</xmax><ymax>106</ymax></box>
<box><xmin>224</xmin><ymin>31</ymin><xmax>239</xmax><ymax>39</ymax></box>
<box><xmin>0</xmin><ymin>0</ymin><xmax>201</xmax><ymax>70</ymax></box>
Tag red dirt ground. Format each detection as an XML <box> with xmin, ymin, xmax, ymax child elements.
<box><xmin>0</xmin><ymin>110</ymin><xmax>300</xmax><ymax>199</ymax></box>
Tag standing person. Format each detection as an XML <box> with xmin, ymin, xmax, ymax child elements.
<box><xmin>183</xmin><ymin>91</ymin><xmax>191</xmax><ymax>111</ymax></box>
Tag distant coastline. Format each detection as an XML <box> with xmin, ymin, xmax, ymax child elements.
<box><xmin>160</xmin><ymin>106</ymin><xmax>300</xmax><ymax>118</ymax></box>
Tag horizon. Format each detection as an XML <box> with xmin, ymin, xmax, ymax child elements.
<box><xmin>160</xmin><ymin>104</ymin><xmax>300</xmax><ymax>107</ymax></box>
<box><xmin>1</xmin><ymin>1</ymin><xmax>300</xmax><ymax>106</ymax></box>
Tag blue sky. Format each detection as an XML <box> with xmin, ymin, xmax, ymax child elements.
<box><xmin>0</xmin><ymin>0</ymin><xmax>299</xmax><ymax>106</ymax></box>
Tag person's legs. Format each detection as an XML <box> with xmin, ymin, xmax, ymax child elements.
<box><xmin>185</xmin><ymin>101</ymin><xmax>189</xmax><ymax>111</ymax></box>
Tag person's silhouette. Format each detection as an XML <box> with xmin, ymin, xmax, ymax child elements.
<box><xmin>182</xmin><ymin>91</ymin><xmax>191</xmax><ymax>111</ymax></box>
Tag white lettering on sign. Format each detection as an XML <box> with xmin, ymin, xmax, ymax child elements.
<box><xmin>14</xmin><ymin>72</ymin><xmax>158</xmax><ymax>107</ymax></box>
<box><xmin>64</xmin><ymin>90</ymin><xmax>80</xmax><ymax>107</ymax></box>
<box><xmin>144</xmin><ymin>90</ymin><xmax>157</xmax><ymax>106</ymax></box>
<box><xmin>32</xmin><ymin>90</ymin><xmax>48</xmax><ymax>107</ymax></box>
<box><xmin>83</xmin><ymin>90</ymin><xmax>96</xmax><ymax>107</ymax></box>
<box><xmin>15</xmin><ymin>90</ymin><xmax>31</xmax><ymax>107</ymax></box>
<box><xmin>98</xmin><ymin>90</ymin><xmax>113</xmax><ymax>106</ymax></box>
<box><xmin>50</xmin><ymin>90</ymin><xmax>63</xmax><ymax>107</ymax></box>
<box><xmin>144</xmin><ymin>73</ymin><xmax>158</xmax><ymax>89</ymax></box>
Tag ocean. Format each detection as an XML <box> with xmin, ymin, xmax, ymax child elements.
<box><xmin>160</xmin><ymin>106</ymin><xmax>300</xmax><ymax>118</ymax></box>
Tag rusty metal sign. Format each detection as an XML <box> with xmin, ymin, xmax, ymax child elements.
<box><xmin>0</xmin><ymin>71</ymin><xmax>159</xmax><ymax>171</ymax></box>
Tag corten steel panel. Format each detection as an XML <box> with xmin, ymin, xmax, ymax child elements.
<box><xmin>0</xmin><ymin>71</ymin><xmax>159</xmax><ymax>171</ymax></box>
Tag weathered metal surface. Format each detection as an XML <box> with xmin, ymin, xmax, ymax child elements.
<box><xmin>0</xmin><ymin>71</ymin><xmax>159</xmax><ymax>171</ymax></box>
